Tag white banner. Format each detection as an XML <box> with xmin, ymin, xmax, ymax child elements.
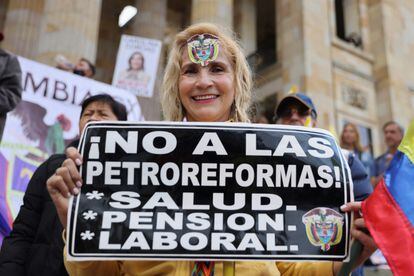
<box><xmin>112</xmin><ymin>35</ymin><xmax>162</xmax><ymax>98</ymax></box>
<box><xmin>0</xmin><ymin>57</ymin><xmax>144</xmax><ymax>231</ymax></box>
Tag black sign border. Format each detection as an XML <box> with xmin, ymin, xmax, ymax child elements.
<box><xmin>67</xmin><ymin>121</ymin><xmax>353</xmax><ymax>261</ymax></box>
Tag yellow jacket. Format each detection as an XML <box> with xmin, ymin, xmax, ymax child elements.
<box><xmin>64</xmin><ymin>257</ymin><xmax>333</xmax><ymax>276</ymax></box>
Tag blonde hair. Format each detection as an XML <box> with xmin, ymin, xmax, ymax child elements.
<box><xmin>340</xmin><ymin>122</ymin><xmax>364</xmax><ymax>153</ymax></box>
<box><xmin>161</xmin><ymin>23</ymin><xmax>252</xmax><ymax>122</ymax></box>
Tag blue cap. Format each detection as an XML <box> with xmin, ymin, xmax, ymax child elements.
<box><xmin>275</xmin><ymin>93</ymin><xmax>317</xmax><ymax>119</ymax></box>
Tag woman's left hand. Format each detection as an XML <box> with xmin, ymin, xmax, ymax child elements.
<box><xmin>340</xmin><ymin>202</ymin><xmax>377</xmax><ymax>266</ymax></box>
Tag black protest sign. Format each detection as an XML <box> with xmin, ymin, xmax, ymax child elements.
<box><xmin>67</xmin><ymin>122</ymin><xmax>353</xmax><ymax>261</ymax></box>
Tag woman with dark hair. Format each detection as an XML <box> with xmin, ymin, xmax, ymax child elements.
<box><xmin>0</xmin><ymin>94</ymin><xmax>126</xmax><ymax>276</ymax></box>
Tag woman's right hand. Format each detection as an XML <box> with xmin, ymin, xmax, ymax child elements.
<box><xmin>47</xmin><ymin>147</ymin><xmax>83</xmax><ymax>229</ymax></box>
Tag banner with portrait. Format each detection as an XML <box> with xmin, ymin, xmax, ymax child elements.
<box><xmin>0</xmin><ymin>57</ymin><xmax>144</xmax><ymax>244</ymax></box>
<box><xmin>67</xmin><ymin>122</ymin><xmax>353</xmax><ymax>261</ymax></box>
<box><xmin>112</xmin><ymin>35</ymin><xmax>162</xmax><ymax>98</ymax></box>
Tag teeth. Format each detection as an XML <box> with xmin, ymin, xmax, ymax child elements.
<box><xmin>193</xmin><ymin>95</ymin><xmax>217</xmax><ymax>100</ymax></box>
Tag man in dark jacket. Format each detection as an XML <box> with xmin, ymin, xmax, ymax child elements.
<box><xmin>274</xmin><ymin>92</ymin><xmax>373</xmax><ymax>201</ymax></box>
<box><xmin>0</xmin><ymin>94</ymin><xmax>127</xmax><ymax>275</ymax></box>
<box><xmin>0</xmin><ymin>32</ymin><xmax>22</xmax><ymax>141</ymax></box>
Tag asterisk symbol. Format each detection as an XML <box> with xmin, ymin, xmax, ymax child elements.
<box><xmin>85</xmin><ymin>190</ymin><xmax>104</xmax><ymax>200</ymax></box>
<box><xmin>80</xmin><ymin>230</ymin><xmax>95</xmax><ymax>240</ymax></box>
<box><xmin>82</xmin><ymin>210</ymin><xmax>98</xmax><ymax>220</ymax></box>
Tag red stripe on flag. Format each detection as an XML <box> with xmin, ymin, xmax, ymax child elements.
<box><xmin>362</xmin><ymin>180</ymin><xmax>414</xmax><ymax>275</ymax></box>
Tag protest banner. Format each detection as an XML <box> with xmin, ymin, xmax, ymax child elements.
<box><xmin>67</xmin><ymin>122</ymin><xmax>353</xmax><ymax>261</ymax></box>
<box><xmin>112</xmin><ymin>35</ymin><xmax>162</xmax><ymax>97</ymax></box>
<box><xmin>0</xmin><ymin>57</ymin><xmax>143</xmax><ymax>243</ymax></box>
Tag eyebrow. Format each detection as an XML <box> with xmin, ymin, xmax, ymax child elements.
<box><xmin>181</xmin><ymin>60</ymin><xmax>228</xmax><ymax>69</ymax></box>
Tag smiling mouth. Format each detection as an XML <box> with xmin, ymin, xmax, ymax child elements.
<box><xmin>192</xmin><ymin>95</ymin><xmax>219</xmax><ymax>101</ymax></box>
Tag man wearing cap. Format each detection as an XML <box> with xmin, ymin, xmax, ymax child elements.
<box><xmin>0</xmin><ymin>32</ymin><xmax>22</xmax><ymax>141</ymax></box>
<box><xmin>275</xmin><ymin>93</ymin><xmax>372</xmax><ymax>276</ymax></box>
<box><xmin>275</xmin><ymin>92</ymin><xmax>373</xmax><ymax>201</ymax></box>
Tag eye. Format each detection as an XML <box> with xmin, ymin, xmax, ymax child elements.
<box><xmin>99</xmin><ymin>111</ymin><xmax>111</xmax><ymax>118</ymax></box>
<box><xmin>182</xmin><ymin>65</ymin><xmax>198</xmax><ymax>75</ymax></box>
<box><xmin>211</xmin><ymin>65</ymin><xmax>224</xmax><ymax>73</ymax></box>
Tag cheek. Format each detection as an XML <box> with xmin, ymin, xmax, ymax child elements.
<box><xmin>178</xmin><ymin>78</ymin><xmax>193</xmax><ymax>98</ymax></box>
<box><xmin>221</xmin><ymin>76</ymin><xmax>236</xmax><ymax>98</ymax></box>
<box><xmin>78</xmin><ymin>120</ymin><xmax>85</xmax><ymax>133</ymax></box>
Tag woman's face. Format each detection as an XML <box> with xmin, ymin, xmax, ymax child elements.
<box><xmin>130</xmin><ymin>54</ymin><xmax>144</xmax><ymax>70</ymax></box>
<box><xmin>342</xmin><ymin>125</ymin><xmax>357</xmax><ymax>144</ymax></box>
<box><xmin>178</xmin><ymin>49</ymin><xmax>235</xmax><ymax>122</ymax></box>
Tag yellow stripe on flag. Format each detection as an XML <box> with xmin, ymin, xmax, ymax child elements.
<box><xmin>398</xmin><ymin>119</ymin><xmax>414</xmax><ymax>163</ymax></box>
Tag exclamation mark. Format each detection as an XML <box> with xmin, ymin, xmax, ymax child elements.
<box><xmin>334</xmin><ymin>166</ymin><xmax>341</xmax><ymax>188</ymax></box>
<box><xmin>89</xmin><ymin>136</ymin><xmax>101</xmax><ymax>159</ymax></box>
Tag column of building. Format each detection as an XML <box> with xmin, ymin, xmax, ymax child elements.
<box><xmin>2</xmin><ymin>0</ymin><xmax>101</xmax><ymax>66</ymax></box>
<box><xmin>126</xmin><ymin>0</ymin><xmax>167</xmax><ymax>121</ymax></box>
<box><xmin>235</xmin><ymin>0</ymin><xmax>257</xmax><ymax>55</ymax></box>
<box><xmin>368</xmin><ymin>0</ymin><xmax>414</xmax><ymax>128</ymax></box>
<box><xmin>276</xmin><ymin>1</ymin><xmax>335</xmax><ymax>129</ymax></box>
<box><xmin>191</xmin><ymin>0</ymin><xmax>233</xmax><ymax>29</ymax></box>
<box><xmin>1</xmin><ymin>0</ymin><xmax>45</xmax><ymax>59</ymax></box>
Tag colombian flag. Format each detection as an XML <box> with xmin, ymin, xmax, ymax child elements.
<box><xmin>362</xmin><ymin>120</ymin><xmax>414</xmax><ymax>275</ymax></box>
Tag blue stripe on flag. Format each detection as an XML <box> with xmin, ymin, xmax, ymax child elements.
<box><xmin>385</xmin><ymin>151</ymin><xmax>414</xmax><ymax>226</ymax></box>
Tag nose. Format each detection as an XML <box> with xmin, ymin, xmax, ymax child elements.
<box><xmin>89</xmin><ymin>112</ymin><xmax>100</xmax><ymax>121</ymax></box>
<box><xmin>289</xmin><ymin>109</ymin><xmax>301</xmax><ymax>120</ymax></box>
<box><xmin>195</xmin><ymin>69</ymin><xmax>213</xmax><ymax>89</ymax></box>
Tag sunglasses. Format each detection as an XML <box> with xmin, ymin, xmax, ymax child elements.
<box><xmin>279</xmin><ymin>105</ymin><xmax>311</xmax><ymax>118</ymax></box>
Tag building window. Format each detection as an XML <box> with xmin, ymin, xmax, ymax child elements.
<box><xmin>247</xmin><ymin>0</ymin><xmax>276</xmax><ymax>72</ymax></box>
<box><xmin>335</xmin><ymin>0</ymin><xmax>362</xmax><ymax>48</ymax></box>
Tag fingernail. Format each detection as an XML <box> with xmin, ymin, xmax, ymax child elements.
<box><xmin>75</xmin><ymin>159</ymin><xmax>82</xmax><ymax>166</ymax></box>
<box><xmin>73</xmin><ymin>188</ymin><xmax>79</xmax><ymax>194</ymax></box>
<box><xmin>67</xmin><ymin>192</ymin><xmax>71</xmax><ymax>198</ymax></box>
<box><xmin>76</xmin><ymin>181</ymin><xmax>82</xmax><ymax>188</ymax></box>
<box><xmin>340</xmin><ymin>204</ymin><xmax>347</xmax><ymax>211</ymax></box>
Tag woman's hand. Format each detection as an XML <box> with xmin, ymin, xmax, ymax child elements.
<box><xmin>46</xmin><ymin>147</ymin><xmax>83</xmax><ymax>229</ymax></box>
<box><xmin>333</xmin><ymin>201</ymin><xmax>377</xmax><ymax>275</ymax></box>
<box><xmin>341</xmin><ymin>202</ymin><xmax>377</xmax><ymax>257</ymax></box>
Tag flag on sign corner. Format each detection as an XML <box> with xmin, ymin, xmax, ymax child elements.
<box><xmin>362</xmin><ymin>119</ymin><xmax>414</xmax><ymax>276</ymax></box>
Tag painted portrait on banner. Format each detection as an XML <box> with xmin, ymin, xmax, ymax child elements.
<box><xmin>112</xmin><ymin>35</ymin><xmax>162</xmax><ymax>98</ymax></box>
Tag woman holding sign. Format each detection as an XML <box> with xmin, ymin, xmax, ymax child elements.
<box><xmin>47</xmin><ymin>23</ymin><xmax>376</xmax><ymax>276</ymax></box>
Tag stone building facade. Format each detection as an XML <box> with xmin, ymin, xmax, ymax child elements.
<box><xmin>1</xmin><ymin>0</ymin><xmax>413</xmax><ymax>156</ymax></box>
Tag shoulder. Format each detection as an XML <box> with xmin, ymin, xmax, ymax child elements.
<box><xmin>25</xmin><ymin>154</ymin><xmax>66</xmax><ymax>191</ymax></box>
<box><xmin>340</xmin><ymin>149</ymin><xmax>356</xmax><ymax>167</ymax></box>
<box><xmin>340</xmin><ymin>148</ymin><xmax>351</xmax><ymax>160</ymax></box>
<box><xmin>0</xmin><ymin>49</ymin><xmax>20</xmax><ymax>72</ymax></box>
<box><xmin>374</xmin><ymin>152</ymin><xmax>388</xmax><ymax>162</ymax></box>
<box><xmin>0</xmin><ymin>48</ymin><xmax>9</xmax><ymax>57</ymax></box>
<box><xmin>45</xmin><ymin>153</ymin><xmax>66</xmax><ymax>168</ymax></box>
<box><xmin>36</xmin><ymin>154</ymin><xmax>66</xmax><ymax>175</ymax></box>
<box><xmin>0</xmin><ymin>48</ymin><xmax>18</xmax><ymax>62</ymax></box>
